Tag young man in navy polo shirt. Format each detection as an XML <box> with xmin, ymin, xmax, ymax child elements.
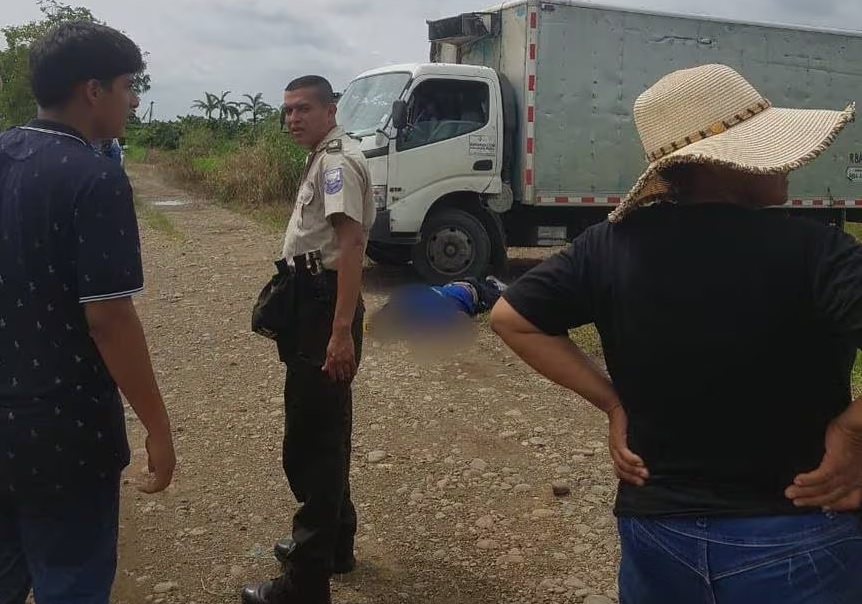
<box><xmin>0</xmin><ymin>21</ymin><xmax>175</xmax><ymax>604</ymax></box>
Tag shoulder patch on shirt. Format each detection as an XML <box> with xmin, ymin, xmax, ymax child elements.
<box><xmin>324</xmin><ymin>167</ymin><xmax>344</xmax><ymax>195</ymax></box>
<box><xmin>325</xmin><ymin>139</ymin><xmax>343</xmax><ymax>154</ymax></box>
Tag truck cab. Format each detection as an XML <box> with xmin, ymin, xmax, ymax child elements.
<box><xmin>337</xmin><ymin>63</ymin><xmax>509</xmax><ymax>284</ymax></box>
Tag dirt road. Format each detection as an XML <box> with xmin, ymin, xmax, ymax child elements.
<box><xmin>111</xmin><ymin>165</ymin><xmax>620</xmax><ymax>604</ymax></box>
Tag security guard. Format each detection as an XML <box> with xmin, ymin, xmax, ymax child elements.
<box><xmin>243</xmin><ymin>76</ymin><xmax>374</xmax><ymax>604</ymax></box>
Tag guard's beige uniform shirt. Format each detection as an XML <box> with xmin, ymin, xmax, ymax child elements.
<box><xmin>282</xmin><ymin>126</ymin><xmax>375</xmax><ymax>270</ymax></box>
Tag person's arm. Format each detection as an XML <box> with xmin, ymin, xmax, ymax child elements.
<box><xmin>323</xmin><ymin>214</ymin><xmax>364</xmax><ymax>381</ymax></box>
<box><xmin>320</xmin><ymin>153</ymin><xmax>368</xmax><ymax>382</ymax></box>
<box><xmin>491</xmin><ymin>300</ymin><xmax>620</xmax><ymax>411</ymax></box>
<box><xmin>490</xmin><ymin>300</ymin><xmax>648</xmax><ymax>485</ymax></box>
<box><xmin>85</xmin><ymin>299</ymin><xmax>175</xmax><ymax>493</ymax></box>
<box><xmin>787</xmin><ymin>228</ymin><xmax>862</xmax><ymax>509</ymax></box>
<box><xmin>490</xmin><ymin>235</ymin><xmax>648</xmax><ymax>485</ymax></box>
<box><xmin>75</xmin><ymin>167</ymin><xmax>175</xmax><ymax>493</ymax></box>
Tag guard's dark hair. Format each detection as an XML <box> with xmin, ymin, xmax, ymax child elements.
<box><xmin>29</xmin><ymin>21</ymin><xmax>143</xmax><ymax>109</ymax></box>
<box><xmin>285</xmin><ymin>75</ymin><xmax>336</xmax><ymax>105</ymax></box>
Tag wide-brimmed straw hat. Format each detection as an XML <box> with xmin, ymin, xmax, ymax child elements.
<box><xmin>608</xmin><ymin>64</ymin><xmax>855</xmax><ymax>223</ymax></box>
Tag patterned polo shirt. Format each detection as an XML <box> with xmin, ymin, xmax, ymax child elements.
<box><xmin>0</xmin><ymin>119</ymin><xmax>143</xmax><ymax>495</ymax></box>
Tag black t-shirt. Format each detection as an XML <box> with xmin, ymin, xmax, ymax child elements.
<box><xmin>503</xmin><ymin>203</ymin><xmax>862</xmax><ymax>517</ymax></box>
<box><xmin>0</xmin><ymin>120</ymin><xmax>143</xmax><ymax>495</ymax></box>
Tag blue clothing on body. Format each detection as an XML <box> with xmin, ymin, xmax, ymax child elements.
<box><xmin>94</xmin><ymin>138</ymin><xmax>123</xmax><ymax>166</ymax></box>
<box><xmin>377</xmin><ymin>277</ymin><xmax>505</xmax><ymax>332</ymax></box>
<box><xmin>0</xmin><ymin>472</ymin><xmax>122</xmax><ymax>604</ymax></box>
<box><xmin>389</xmin><ymin>284</ymin><xmax>466</xmax><ymax>329</ymax></box>
<box><xmin>432</xmin><ymin>283</ymin><xmax>476</xmax><ymax>315</ymax></box>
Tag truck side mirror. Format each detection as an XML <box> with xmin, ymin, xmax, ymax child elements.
<box><xmin>391</xmin><ymin>100</ymin><xmax>408</xmax><ymax>130</ymax></box>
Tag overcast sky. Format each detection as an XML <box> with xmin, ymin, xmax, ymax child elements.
<box><xmin>3</xmin><ymin>0</ymin><xmax>861</xmax><ymax>120</ymax></box>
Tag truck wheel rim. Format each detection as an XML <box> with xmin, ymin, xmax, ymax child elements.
<box><xmin>427</xmin><ymin>227</ymin><xmax>474</xmax><ymax>275</ymax></box>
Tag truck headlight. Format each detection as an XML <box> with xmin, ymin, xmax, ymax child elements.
<box><xmin>372</xmin><ymin>185</ymin><xmax>387</xmax><ymax>210</ymax></box>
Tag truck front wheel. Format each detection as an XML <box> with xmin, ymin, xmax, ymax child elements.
<box><xmin>412</xmin><ymin>209</ymin><xmax>491</xmax><ymax>285</ymax></box>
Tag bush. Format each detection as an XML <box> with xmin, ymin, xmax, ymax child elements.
<box><xmin>191</xmin><ymin>155</ymin><xmax>226</xmax><ymax>174</ymax></box>
<box><xmin>127</xmin><ymin>120</ymin><xmax>182</xmax><ymax>150</ymax></box>
<box><xmin>132</xmin><ymin>112</ymin><xmax>306</xmax><ymax>224</ymax></box>
<box><xmin>178</xmin><ymin>124</ymin><xmax>232</xmax><ymax>157</ymax></box>
<box><xmin>124</xmin><ymin>143</ymin><xmax>149</xmax><ymax>163</ymax></box>
<box><xmin>127</xmin><ymin>116</ymin><xmax>255</xmax><ymax>152</ymax></box>
<box><xmin>148</xmin><ymin>116</ymin><xmax>305</xmax><ymax>214</ymax></box>
<box><xmin>206</xmin><ymin>125</ymin><xmax>305</xmax><ymax>208</ymax></box>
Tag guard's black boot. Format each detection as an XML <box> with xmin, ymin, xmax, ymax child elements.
<box><xmin>241</xmin><ymin>568</ymin><xmax>330</xmax><ymax>604</ymax></box>
<box><xmin>241</xmin><ymin>578</ymin><xmax>283</xmax><ymax>604</ymax></box>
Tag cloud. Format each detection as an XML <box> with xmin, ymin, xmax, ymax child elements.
<box><xmin>2</xmin><ymin>0</ymin><xmax>860</xmax><ymax>119</ymax></box>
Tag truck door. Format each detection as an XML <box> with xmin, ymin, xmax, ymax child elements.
<box><xmin>387</xmin><ymin>76</ymin><xmax>500</xmax><ymax>227</ymax></box>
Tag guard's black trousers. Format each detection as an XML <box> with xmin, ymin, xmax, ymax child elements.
<box><xmin>279</xmin><ymin>270</ymin><xmax>363</xmax><ymax>576</ymax></box>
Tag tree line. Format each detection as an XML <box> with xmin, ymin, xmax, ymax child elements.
<box><xmin>190</xmin><ymin>91</ymin><xmax>275</xmax><ymax>126</ymax></box>
<box><xmin>0</xmin><ymin>0</ymin><xmax>151</xmax><ymax>130</ymax></box>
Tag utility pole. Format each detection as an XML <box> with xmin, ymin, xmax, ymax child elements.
<box><xmin>148</xmin><ymin>100</ymin><xmax>154</xmax><ymax>124</ymax></box>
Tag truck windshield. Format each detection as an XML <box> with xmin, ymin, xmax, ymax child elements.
<box><xmin>338</xmin><ymin>72</ymin><xmax>410</xmax><ymax>137</ymax></box>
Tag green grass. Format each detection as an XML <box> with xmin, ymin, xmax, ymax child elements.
<box><xmin>124</xmin><ymin>143</ymin><xmax>149</xmax><ymax>163</ymax></box>
<box><xmin>846</xmin><ymin>222</ymin><xmax>862</xmax><ymax>242</ymax></box>
<box><xmin>191</xmin><ymin>154</ymin><xmax>228</xmax><ymax>173</ymax></box>
<box><xmin>133</xmin><ymin>197</ymin><xmax>184</xmax><ymax>241</ymax></box>
<box><xmin>569</xmin><ymin>324</ymin><xmax>603</xmax><ymax>358</ymax></box>
<box><xmin>137</xmin><ymin>117</ymin><xmax>305</xmax><ymax>234</ymax></box>
<box><xmin>853</xmin><ymin>352</ymin><xmax>862</xmax><ymax>397</ymax></box>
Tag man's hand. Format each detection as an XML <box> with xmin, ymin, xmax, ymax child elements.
<box><xmin>608</xmin><ymin>404</ymin><xmax>649</xmax><ymax>487</ymax></box>
<box><xmin>786</xmin><ymin>414</ymin><xmax>862</xmax><ymax>510</ymax></box>
<box><xmin>139</xmin><ymin>429</ymin><xmax>176</xmax><ymax>494</ymax></box>
<box><xmin>85</xmin><ymin>298</ymin><xmax>176</xmax><ymax>494</ymax></box>
<box><xmin>322</xmin><ymin>327</ymin><xmax>357</xmax><ymax>382</ymax></box>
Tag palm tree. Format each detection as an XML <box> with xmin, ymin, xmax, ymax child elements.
<box><xmin>215</xmin><ymin>90</ymin><xmax>233</xmax><ymax>122</ymax></box>
<box><xmin>223</xmin><ymin>101</ymin><xmax>242</xmax><ymax>123</ymax></box>
<box><xmin>191</xmin><ymin>92</ymin><xmax>219</xmax><ymax>120</ymax></box>
<box><xmin>239</xmin><ymin>92</ymin><xmax>275</xmax><ymax>126</ymax></box>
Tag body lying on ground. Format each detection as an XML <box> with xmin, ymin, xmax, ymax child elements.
<box><xmin>368</xmin><ymin>276</ymin><xmax>507</xmax><ymax>341</ymax></box>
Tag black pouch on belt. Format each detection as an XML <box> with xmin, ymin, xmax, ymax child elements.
<box><xmin>251</xmin><ymin>258</ymin><xmax>296</xmax><ymax>342</ymax></box>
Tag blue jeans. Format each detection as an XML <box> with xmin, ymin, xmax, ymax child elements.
<box><xmin>618</xmin><ymin>512</ymin><xmax>862</xmax><ymax>604</ymax></box>
<box><xmin>0</xmin><ymin>475</ymin><xmax>121</xmax><ymax>604</ymax></box>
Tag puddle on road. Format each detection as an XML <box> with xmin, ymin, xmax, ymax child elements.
<box><xmin>152</xmin><ymin>199</ymin><xmax>189</xmax><ymax>207</ymax></box>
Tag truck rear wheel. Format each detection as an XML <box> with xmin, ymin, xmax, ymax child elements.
<box><xmin>412</xmin><ymin>209</ymin><xmax>491</xmax><ymax>285</ymax></box>
<box><xmin>366</xmin><ymin>242</ymin><xmax>412</xmax><ymax>266</ymax></box>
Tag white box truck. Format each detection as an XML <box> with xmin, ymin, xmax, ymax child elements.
<box><xmin>335</xmin><ymin>1</ymin><xmax>862</xmax><ymax>284</ymax></box>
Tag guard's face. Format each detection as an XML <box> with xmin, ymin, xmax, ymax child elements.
<box><xmin>283</xmin><ymin>87</ymin><xmax>336</xmax><ymax>149</ymax></box>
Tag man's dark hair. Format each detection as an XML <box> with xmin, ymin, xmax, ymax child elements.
<box><xmin>285</xmin><ymin>75</ymin><xmax>336</xmax><ymax>105</ymax></box>
<box><xmin>30</xmin><ymin>21</ymin><xmax>143</xmax><ymax>109</ymax></box>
